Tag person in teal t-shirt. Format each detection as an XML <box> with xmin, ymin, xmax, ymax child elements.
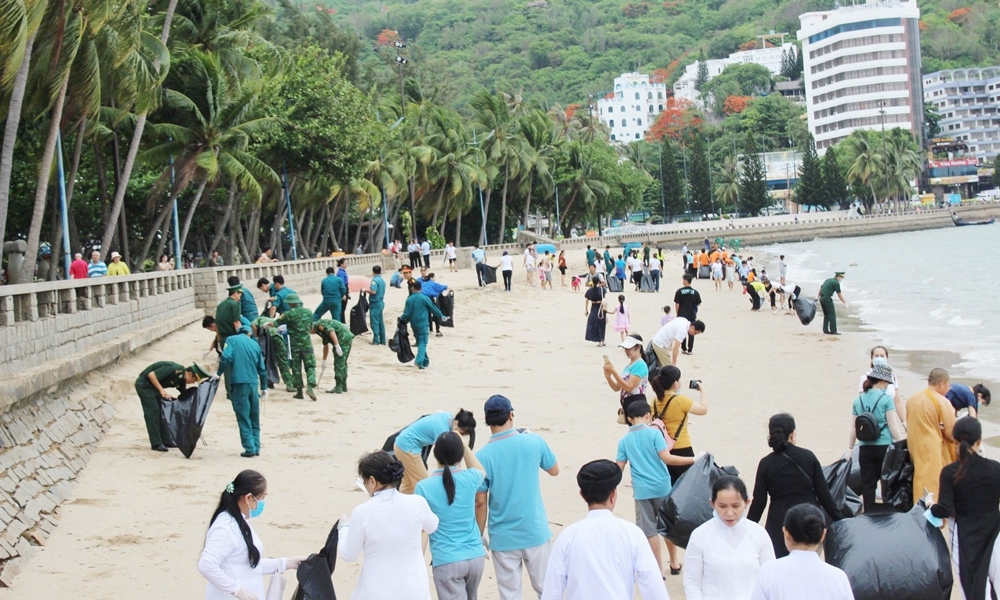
<box><xmin>314</xmin><ymin>267</ymin><xmax>347</xmax><ymax>322</ymax></box>
<box><xmin>616</xmin><ymin>400</ymin><xmax>697</xmax><ymax>577</ymax></box>
<box><xmin>475</xmin><ymin>395</ymin><xmax>559</xmax><ymax>600</ymax></box>
<box><xmin>848</xmin><ymin>362</ymin><xmax>904</xmax><ymax>514</ymax></box>
<box><xmin>361</xmin><ymin>265</ymin><xmax>387</xmax><ymax>345</ymax></box>
<box><xmin>394</xmin><ymin>410</ymin><xmax>477</xmax><ymax>494</ymax></box>
<box><xmin>398</xmin><ymin>279</ymin><xmax>448</xmax><ymax>369</ymax></box>
<box><xmin>415</xmin><ymin>432</ymin><xmax>487</xmax><ymax>599</ymax></box>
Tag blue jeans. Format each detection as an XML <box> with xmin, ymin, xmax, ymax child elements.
<box><xmin>651</xmin><ymin>270</ymin><xmax>660</xmax><ymax>291</ymax></box>
<box><xmin>312</xmin><ymin>299</ymin><xmax>342</xmax><ymax>322</ymax></box>
<box><xmin>229</xmin><ymin>383</ymin><xmax>260</xmax><ymax>454</ymax></box>
<box><xmin>370</xmin><ymin>302</ymin><xmax>385</xmax><ymax>344</ymax></box>
<box><xmin>414</xmin><ymin>328</ymin><xmax>429</xmax><ymax>368</ymax></box>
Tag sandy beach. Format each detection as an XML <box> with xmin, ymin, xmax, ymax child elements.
<box><xmin>0</xmin><ymin>246</ymin><xmax>980</xmax><ymax>599</ymax></box>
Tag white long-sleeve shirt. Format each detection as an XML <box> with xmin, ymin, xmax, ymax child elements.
<box><xmin>749</xmin><ymin>550</ymin><xmax>855</xmax><ymax>600</ymax></box>
<box><xmin>683</xmin><ymin>516</ymin><xmax>775</xmax><ymax>600</ymax></box>
<box><xmin>198</xmin><ymin>512</ymin><xmax>286</xmax><ymax>600</ymax></box>
<box><xmin>339</xmin><ymin>488</ymin><xmax>439</xmax><ymax>600</ymax></box>
<box><xmin>541</xmin><ymin>509</ymin><xmax>669</xmax><ymax>600</ymax></box>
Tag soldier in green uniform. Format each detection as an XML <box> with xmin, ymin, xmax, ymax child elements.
<box><xmin>271</xmin><ymin>293</ymin><xmax>317</xmax><ymax>400</ymax></box>
<box><xmin>252</xmin><ymin>315</ymin><xmax>294</xmax><ymax>391</ymax></box>
<box><xmin>216</xmin><ymin>326</ymin><xmax>267</xmax><ymax>457</ymax></box>
<box><xmin>215</xmin><ymin>284</ymin><xmax>244</xmax><ymax>349</ymax></box>
<box><xmin>360</xmin><ymin>265</ymin><xmax>387</xmax><ymax>344</ymax></box>
<box><xmin>312</xmin><ymin>319</ymin><xmax>354</xmax><ymax>394</ymax></box>
<box><xmin>228</xmin><ymin>275</ymin><xmax>259</xmax><ymax>322</ymax></box>
<box><xmin>398</xmin><ymin>279</ymin><xmax>449</xmax><ymax>370</ymax></box>
<box><xmin>134</xmin><ymin>362</ymin><xmax>209</xmax><ymax>452</ymax></box>
<box><xmin>818</xmin><ymin>271</ymin><xmax>848</xmax><ymax>335</ymax></box>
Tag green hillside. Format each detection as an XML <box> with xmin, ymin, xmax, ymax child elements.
<box><xmin>326</xmin><ymin>0</ymin><xmax>1000</xmax><ymax>108</ymax></box>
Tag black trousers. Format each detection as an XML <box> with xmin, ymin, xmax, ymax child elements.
<box><xmin>422</xmin><ymin>254</ymin><xmax>430</xmax><ymax>268</ymax></box>
<box><xmin>408</xmin><ymin>252</ymin><xmax>420</xmax><ymax>269</ymax></box>
<box><xmin>858</xmin><ymin>444</ymin><xmax>889</xmax><ymax>514</ymax></box>
<box><xmin>668</xmin><ymin>446</ymin><xmax>695</xmax><ymax>484</ymax></box>
<box><xmin>502</xmin><ymin>269</ymin><xmax>512</xmax><ymax>291</ymax></box>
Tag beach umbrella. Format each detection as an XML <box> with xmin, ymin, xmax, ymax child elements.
<box><xmin>159</xmin><ymin>379</ymin><xmax>219</xmax><ymax>458</ymax></box>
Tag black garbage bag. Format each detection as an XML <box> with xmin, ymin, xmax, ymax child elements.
<box><xmin>794</xmin><ymin>297</ymin><xmax>817</xmax><ymax>325</ymax></box>
<box><xmin>639</xmin><ymin>272</ymin><xmax>655</xmax><ymax>292</ymax></box>
<box><xmin>881</xmin><ymin>439</ymin><xmax>914</xmax><ymax>511</ymax></box>
<box><xmin>824</xmin><ymin>501</ymin><xmax>953</xmax><ymax>600</ymax></box>
<box><xmin>350</xmin><ymin>294</ymin><xmax>369</xmax><ymax>336</ymax></box>
<box><xmin>436</xmin><ymin>292</ymin><xmax>455</xmax><ymax>328</ymax></box>
<box><xmin>258</xmin><ymin>333</ymin><xmax>281</xmax><ymax>386</ymax></box>
<box><xmin>391</xmin><ymin>322</ymin><xmax>415</xmax><ymax>363</ymax></box>
<box><xmin>644</xmin><ymin>341</ymin><xmax>660</xmax><ymax>371</ymax></box>
<box><xmin>291</xmin><ymin>521</ymin><xmax>340</xmax><ymax>600</ymax></box>
<box><xmin>823</xmin><ymin>458</ymin><xmax>859</xmax><ymax>517</ymax></box>
<box><xmin>478</xmin><ymin>263</ymin><xmax>497</xmax><ymax>285</ymax></box>
<box><xmin>698</xmin><ymin>265</ymin><xmax>710</xmax><ymax>279</ymax></box>
<box><xmin>159</xmin><ymin>378</ymin><xmax>219</xmax><ymax>458</ymax></box>
<box><xmin>848</xmin><ymin>446</ymin><xmax>862</xmax><ymax>495</ymax></box>
<box><xmin>844</xmin><ymin>489</ymin><xmax>863</xmax><ymax>517</ymax></box>
<box><xmin>607</xmin><ymin>277</ymin><xmax>623</xmax><ymax>293</ymax></box>
<box><xmin>657</xmin><ymin>453</ymin><xmax>739</xmax><ymax>548</ymax></box>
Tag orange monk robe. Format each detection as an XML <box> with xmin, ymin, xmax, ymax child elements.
<box><xmin>905</xmin><ymin>388</ymin><xmax>957</xmax><ymax>505</ymax></box>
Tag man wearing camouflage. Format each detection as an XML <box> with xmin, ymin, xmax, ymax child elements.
<box><xmin>271</xmin><ymin>293</ymin><xmax>317</xmax><ymax>400</ymax></box>
<box><xmin>312</xmin><ymin>319</ymin><xmax>354</xmax><ymax>394</ymax></box>
<box><xmin>251</xmin><ymin>315</ymin><xmax>294</xmax><ymax>391</ymax></box>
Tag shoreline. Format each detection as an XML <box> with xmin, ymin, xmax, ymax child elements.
<box><xmin>0</xmin><ymin>246</ymin><xmax>982</xmax><ymax>599</ymax></box>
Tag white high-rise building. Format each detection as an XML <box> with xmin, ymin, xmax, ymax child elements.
<box><xmin>923</xmin><ymin>68</ymin><xmax>1000</xmax><ymax>164</ymax></box>
<box><xmin>798</xmin><ymin>0</ymin><xmax>924</xmax><ymax>151</ymax></box>
<box><xmin>673</xmin><ymin>42</ymin><xmax>796</xmax><ymax>103</ymax></box>
<box><xmin>596</xmin><ymin>73</ymin><xmax>668</xmax><ymax>143</ymax></box>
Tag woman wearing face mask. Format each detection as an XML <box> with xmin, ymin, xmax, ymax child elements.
<box><xmin>684</xmin><ymin>476</ymin><xmax>775</xmax><ymax>600</ymax></box>
<box><xmin>198</xmin><ymin>470</ymin><xmax>304</xmax><ymax>600</ymax></box>
<box><xmin>748</xmin><ymin>504</ymin><xmax>854</xmax><ymax>600</ymax></box>
<box><xmin>339</xmin><ymin>451</ymin><xmax>440</xmax><ymax>599</ymax></box>
<box><xmin>748</xmin><ymin>414</ymin><xmax>844</xmax><ymax>557</ymax></box>
<box><xmin>847</xmin><ymin>363</ymin><xmax>906</xmax><ymax>514</ymax></box>
<box><xmin>929</xmin><ymin>417</ymin><xmax>1000</xmax><ymax>600</ymax></box>
<box><xmin>860</xmin><ymin>346</ymin><xmax>905</xmax><ymax>423</ymax></box>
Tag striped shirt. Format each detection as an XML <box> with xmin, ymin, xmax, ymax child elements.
<box><xmin>87</xmin><ymin>261</ymin><xmax>108</xmax><ymax>277</ymax></box>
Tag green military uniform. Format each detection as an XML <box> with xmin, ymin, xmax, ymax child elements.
<box><xmin>252</xmin><ymin>316</ymin><xmax>293</xmax><ymax>388</ymax></box>
<box><xmin>399</xmin><ymin>293</ymin><xmax>446</xmax><ymax>369</ymax></box>
<box><xmin>314</xmin><ymin>319</ymin><xmax>354</xmax><ymax>394</ymax></box>
<box><xmin>217</xmin><ymin>328</ymin><xmax>267</xmax><ymax>456</ymax></box>
<box><xmin>274</xmin><ymin>293</ymin><xmax>317</xmax><ymax>399</ymax></box>
<box><xmin>135</xmin><ymin>362</ymin><xmax>187</xmax><ymax>448</ymax></box>
<box><xmin>819</xmin><ymin>275</ymin><xmax>843</xmax><ymax>335</ymax></box>
<box><xmin>215</xmin><ymin>294</ymin><xmax>243</xmax><ymax>348</ymax></box>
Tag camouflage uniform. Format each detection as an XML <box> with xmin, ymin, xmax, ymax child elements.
<box><xmin>252</xmin><ymin>315</ymin><xmax>293</xmax><ymax>388</ymax></box>
<box><xmin>313</xmin><ymin>319</ymin><xmax>354</xmax><ymax>394</ymax></box>
<box><xmin>273</xmin><ymin>293</ymin><xmax>317</xmax><ymax>399</ymax></box>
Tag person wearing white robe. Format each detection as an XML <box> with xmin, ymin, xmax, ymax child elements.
<box><xmin>749</xmin><ymin>503</ymin><xmax>854</xmax><ymax>600</ymax></box>
<box><xmin>339</xmin><ymin>452</ymin><xmax>440</xmax><ymax>600</ymax></box>
<box><xmin>684</xmin><ymin>475</ymin><xmax>775</xmax><ymax>600</ymax></box>
<box><xmin>542</xmin><ymin>459</ymin><xmax>669</xmax><ymax>600</ymax></box>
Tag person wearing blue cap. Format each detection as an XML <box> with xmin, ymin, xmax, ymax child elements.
<box><xmin>475</xmin><ymin>395</ymin><xmax>559</xmax><ymax>600</ymax></box>
<box><xmin>216</xmin><ymin>326</ymin><xmax>267</xmax><ymax>457</ymax></box>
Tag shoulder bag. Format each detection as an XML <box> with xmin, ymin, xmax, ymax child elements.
<box><xmin>651</xmin><ymin>395</ymin><xmax>686</xmax><ymax>451</ymax></box>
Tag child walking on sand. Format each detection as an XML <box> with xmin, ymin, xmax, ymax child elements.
<box><xmin>660</xmin><ymin>305</ymin><xmax>675</xmax><ymax>326</ymax></box>
<box><xmin>614</xmin><ymin>294</ymin><xmax>631</xmax><ymax>341</ymax></box>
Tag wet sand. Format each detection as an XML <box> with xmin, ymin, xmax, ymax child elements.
<box><xmin>0</xmin><ymin>247</ymin><xmax>978</xmax><ymax>599</ymax></box>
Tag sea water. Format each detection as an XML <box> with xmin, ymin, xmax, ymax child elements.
<box><xmin>760</xmin><ymin>225</ymin><xmax>1000</xmax><ymax>381</ymax></box>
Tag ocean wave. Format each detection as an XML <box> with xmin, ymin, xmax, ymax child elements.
<box><xmin>930</xmin><ymin>305</ymin><xmax>961</xmax><ymax>320</ymax></box>
<box><xmin>948</xmin><ymin>316</ymin><xmax>984</xmax><ymax>327</ymax></box>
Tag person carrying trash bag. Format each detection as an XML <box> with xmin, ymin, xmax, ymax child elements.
<box><xmin>270</xmin><ymin>293</ymin><xmax>318</xmax><ymax>401</ymax></box>
<box><xmin>251</xmin><ymin>315</ymin><xmax>293</xmax><ymax>391</ymax></box>
<box><xmin>398</xmin><ymin>279</ymin><xmax>449</xmax><ymax>370</ymax></box>
<box><xmin>312</xmin><ymin>319</ymin><xmax>353</xmax><ymax>394</ymax></box>
<box><xmin>134</xmin><ymin>362</ymin><xmax>209</xmax><ymax>452</ymax></box>
<box><xmin>215</xmin><ymin>325</ymin><xmax>267</xmax><ymax>458</ymax></box>
<box><xmin>360</xmin><ymin>264</ymin><xmax>387</xmax><ymax>345</ymax></box>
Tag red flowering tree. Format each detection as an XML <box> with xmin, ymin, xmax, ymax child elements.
<box><xmin>377</xmin><ymin>29</ymin><xmax>401</xmax><ymax>46</ymax></box>
<box><xmin>646</xmin><ymin>98</ymin><xmax>702</xmax><ymax>142</ymax></box>
<box><xmin>723</xmin><ymin>95</ymin><xmax>751</xmax><ymax>115</ymax></box>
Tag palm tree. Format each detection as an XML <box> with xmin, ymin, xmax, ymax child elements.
<box><xmin>714</xmin><ymin>155</ymin><xmax>740</xmax><ymax>212</ymax></box>
<box><xmin>471</xmin><ymin>89</ymin><xmax>525</xmax><ymax>244</ymax></box>
<box><xmin>842</xmin><ymin>131</ymin><xmax>882</xmax><ymax>212</ymax></box>
<box><xmin>558</xmin><ymin>141</ymin><xmax>609</xmax><ymax>232</ymax></box>
<box><xmin>517</xmin><ymin>109</ymin><xmax>556</xmax><ymax>233</ymax></box>
<box><xmin>0</xmin><ymin>0</ymin><xmax>46</xmax><ymax>251</ymax></box>
<box><xmin>140</xmin><ymin>50</ymin><xmax>278</xmax><ymax>259</ymax></box>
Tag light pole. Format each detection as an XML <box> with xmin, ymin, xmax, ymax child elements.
<box><xmin>470</xmin><ymin>129</ymin><xmax>490</xmax><ymax>245</ymax></box>
<box><xmin>393</xmin><ymin>40</ymin><xmax>417</xmax><ymax>235</ymax></box>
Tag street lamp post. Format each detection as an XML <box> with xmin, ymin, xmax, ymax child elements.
<box><xmin>393</xmin><ymin>40</ymin><xmax>417</xmax><ymax>235</ymax></box>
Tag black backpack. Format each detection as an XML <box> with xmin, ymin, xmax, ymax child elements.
<box><xmin>855</xmin><ymin>391</ymin><xmax>889</xmax><ymax>442</ymax></box>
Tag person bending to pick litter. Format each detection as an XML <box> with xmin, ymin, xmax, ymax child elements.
<box><xmin>134</xmin><ymin>362</ymin><xmax>209</xmax><ymax>452</ymax></box>
<box><xmin>312</xmin><ymin>319</ymin><xmax>354</xmax><ymax>394</ymax></box>
<box><xmin>398</xmin><ymin>279</ymin><xmax>449</xmax><ymax>370</ymax></box>
<box><xmin>270</xmin><ymin>293</ymin><xmax>317</xmax><ymax>400</ymax></box>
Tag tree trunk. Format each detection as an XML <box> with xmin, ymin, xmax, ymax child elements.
<box><xmin>0</xmin><ymin>31</ymin><xmax>36</xmax><ymax>249</ymax></box>
<box><xmin>318</xmin><ymin>205</ymin><xmax>332</xmax><ymax>255</ymax></box>
<box><xmin>97</xmin><ymin>0</ymin><xmax>180</xmax><ymax>256</ymax></box>
<box><xmin>227</xmin><ymin>192</ymin><xmax>240</xmax><ymax>265</ymax></box>
<box><xmin>234</xmin><ymin>212</ymin><xmax>251</xmax><ymax>263</ymax></box>
<box><xmin>119</xmin><ymin>200</ymin><xmax>131</xmax><ymax>264</ymax></box>
<box><xmin>479</xmin><ymin>188</ymin><xmax>492</xmax><ymax>245</ymax></box>
<box><xmin>439</xmin><ymin>196</ymin><xmax>452</xmax><ymax>238</ymax></box>
<box><xmin>49</xmin><ymin>120</ymin><xmax>86</xmax><ymax>279</ymax></box>
<box><xmin>454</xmin><ymin>209</ymin><xmax>462</xmax><ymax>247</ymax></box>
<box><xmin>136</xmin><ymin>197</ymin><xmax>175</xmax><ymax>267</ymax></box>
<box><xmin>522</xmin><ymin>172</ymin><xmax>533</xmax><ymax>232</ymax></box>
<box><xmin>20</xmin><ymin>69</ymin><xmax>71</xmax><ymax>282</ymax></box>
<box><xmin>246</xmin><ymin>204</ymin><xmax>260</xmax><ymax>259</ymax></box>
<box><xmin>178</xmin><ymin>178</ymin><xmax>209</xmax><ymax>253</ymax></box>
<box><xmin>498</xmin><ymin>164</ymin><xmax>509</xmax><ymax>244</ymax></box>
<box><xmin>208</xmin><ymin>181</ymin><xmax>237</xmax><ymax>255</ymax></box>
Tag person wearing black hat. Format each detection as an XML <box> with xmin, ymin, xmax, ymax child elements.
<box><xmin>475</xmin><ymin>395</ymin><xmax>559</xmax><ymax>600</ymax></box>
<box><xmin>134</xmin><ymin>362</ymin><xmax>209</xmax><ymax>452</ymax></box>
<box><xmin>846</xmin><ymin>363</ymin><xmax>905</xmax><ymax>513</ymax></box>
<box><xmin>541</xmin><ymin>460</ymin><xmax>668</xmax><ymax>600</ymax></box>
<box><xmin>817</xmin><ymin>272</ymin><xmax>847</xmax><ymax>335</ymax></box>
